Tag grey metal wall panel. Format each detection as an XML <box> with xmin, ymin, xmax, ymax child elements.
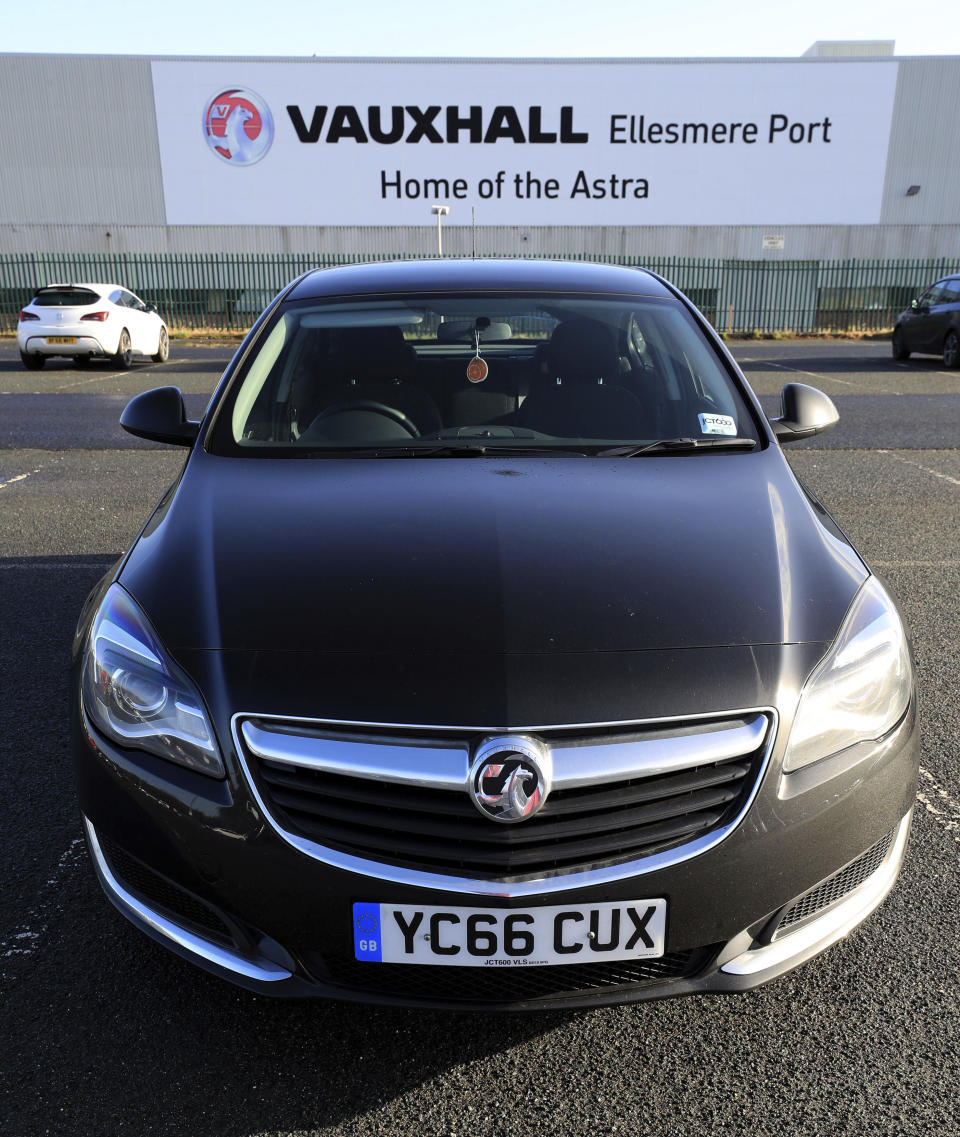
<box><xmin>880</xmin><ymin>58</ymin><xmax>960</xmax><ymax>224</ymax></box>
<box><xmin>0</xmin><ymin>53</ymin><xmax>165</xmax><ymax>226</ymax></box>
<box><xmin>2</xmin><ymin>224</ymin><xmax>959</xmax><ymax>261</ymax></box>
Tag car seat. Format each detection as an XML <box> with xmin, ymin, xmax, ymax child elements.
<box><xmin>518</xmin><ymin>319</ymin><xmax>650</xmax><ymax>439</ymax></box>
<box><xmin>317</xmin><ymin>325</ymin><xmax>441</xmax><ymax>436</ymax></box>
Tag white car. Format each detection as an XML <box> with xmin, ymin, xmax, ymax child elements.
<box><xmin>17</xmin><ymin>282</ymin><xmax>169</xmax><ymax>370</ymax></box>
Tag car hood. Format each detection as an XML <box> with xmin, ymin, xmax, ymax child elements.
<box><xmin>120</xmin><ymin>449</ymin><xmax>867</xmax><ymax>655</ymax></box>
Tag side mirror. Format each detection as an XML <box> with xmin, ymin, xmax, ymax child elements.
<box><xmin>120</xmin><ymin>386</ymin><xmax>199</xmax><ymax>446</ymax></box>
<box><xmin>144</xmin><ymin>303</ymin><xmax>158</xmax><ymax>314</ymax></box>
<box><xmin>911</xmin><ymin>298</ymin><xmax>920</xmax><ymax>311</ymax></box>
<box><xmin>769</xmin><ymin>382</ymin><xmax>839</xmax><ymax>443</ymax></box>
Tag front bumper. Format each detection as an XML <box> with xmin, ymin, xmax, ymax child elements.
<box><xmin>83</xmin><ymin>808</ymin><xmax>913</xmax><ymax>1008</ymax></box>
<box><xmin>74</xmin><ymin>694</ymin><xmax>919</xmax><ymax>1010</ymax></box>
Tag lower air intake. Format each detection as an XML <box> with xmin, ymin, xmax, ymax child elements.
<box><xmin>319</xmin><ymin>948</ymin><xmax>716</xmax><ymax>1005</ymax></box>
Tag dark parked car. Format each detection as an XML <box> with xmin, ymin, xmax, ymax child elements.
<box><xmin>892</xmin><ymin>274</ymin><xmax>960</xmax><ymax>366</ymax></box>
<box><xmin>74</xmin><ymin>259</ymin><xmax>917</xmax><ymax>1010</ymax></box>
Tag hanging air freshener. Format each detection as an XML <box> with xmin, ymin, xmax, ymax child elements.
<box><xmin>467</xmin><ymin>326</ymin><xmax>489</xmax><ymax>384</ymax></box>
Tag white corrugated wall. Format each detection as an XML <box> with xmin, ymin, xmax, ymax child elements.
<box><xmin>2</xmin><ymin>223</ymin><xmax>959</xmax><ymax>259</ymax></box>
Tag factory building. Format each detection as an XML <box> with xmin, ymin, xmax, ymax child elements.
<box><xmin>1</xmin><ymin>47</ymin><xmax>958</xmax><ymax>330</ymax></box>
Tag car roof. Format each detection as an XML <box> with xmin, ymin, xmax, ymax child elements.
<box><xmin>286</xmin><ymin>258</ymin><xmax>677</xmax><ymax>302</ymax></box>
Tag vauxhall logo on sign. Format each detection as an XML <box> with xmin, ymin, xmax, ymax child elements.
<box><xmin>202</xmin><ymin>87</ymin><xmax>275</xmax><ymax>165</ymax></box>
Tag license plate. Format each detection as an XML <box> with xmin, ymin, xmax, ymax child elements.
<box><xmin>353</xmin><ymin>899</ymin><xmax>666</xmax><ymax>967</ymax></box>
<box><xmin>46</xmin><ymin>336</ymin><xmax>76</xmax><ymax>344</ymax></box>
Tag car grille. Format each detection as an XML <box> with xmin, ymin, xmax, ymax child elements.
<box><xmin>774</xmin><ymin>828</ymin><xmax>896</xmax><ymax>937</ymax></box>
<box><xmin>238</xmin><ymin>712</ymin><xmax>772</xmax><ymax>882</ymax></box>
<box><xmin>319</xmin><ymin>948</ymin><xmax>716</xmax><ymax>1006</ymax></box>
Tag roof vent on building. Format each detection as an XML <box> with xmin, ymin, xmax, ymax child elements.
<box><xmin>803</xmin><ymin>40</ymin><xmax>895</xmax><ymax>56</ymax></box>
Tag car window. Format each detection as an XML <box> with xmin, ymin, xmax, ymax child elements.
<box><xmin>32</xmin><ymin>288</ymin><xmax>100</xmax><ymax>307</ymax></box>
<box><xmin>939</xmin><ymin>281</ymin><xmax>960</xmax><ymax>305</ymax></box>
<box><xmin>211</xmin><ymin>293</ymin><xmax>759</xmax><ymax>456</ymax></box>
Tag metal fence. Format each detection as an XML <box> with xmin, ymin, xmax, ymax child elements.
<box><xmin>2</xmin><ymin>251</ymin><xmax>958</xmax><ymax>335</ymax></box>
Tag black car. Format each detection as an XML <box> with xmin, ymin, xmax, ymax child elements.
<box><xmin>892</xmin><ymin>274</ymin><xmax>960</xmax><ymax>367</ymax></box>
<box><xmin>74</xmin><ymin>259</ymin><xmax>917</xmax><ymax>1010</ymax></box>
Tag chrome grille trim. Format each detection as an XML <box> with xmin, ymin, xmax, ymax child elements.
<box><xmin>240</xmin><ymin>714</ymin><xmax>768</xmax><ymax>792</ymax></box>
<box><xmin>232</xmin><ymin>708</ymin><xmax>777</xmax><ymax>898</ymax></box>
<box><xmin>241</xmin><ymin>722</ymin><xmax>470</xmax><ymax>789</ymax></box>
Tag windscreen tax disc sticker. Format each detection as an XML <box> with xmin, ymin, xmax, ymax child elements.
<box><xmin>698</xmin><ymin>412</ymin><xmax>737</xmax><ymax>436</ymax></box>
<box><xmin>466</xmin><ymin>357</ymin><xmax>489</xmax><ymax>384</ymax></box>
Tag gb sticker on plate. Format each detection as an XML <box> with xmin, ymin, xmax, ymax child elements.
<box><xmin>698</xmin><ymin>412</ymin><xmax>737</xmax><ymax>436</ymax></box>
<box><xmin>353</xmin><ymin>901</ymin><xmax>383</xmax><ymax>961</ymax></box>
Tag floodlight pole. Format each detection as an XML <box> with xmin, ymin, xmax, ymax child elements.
<box><xmin>431</xmin><ymin>205</ymin><xmax>449</xmax><ymax>256</ymax></box>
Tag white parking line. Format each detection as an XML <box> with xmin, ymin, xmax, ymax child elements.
<box><xmin>877</xmin><ymin>450</ymin><xmax>960</xmax><ymax>488</ymax></box>
<box><xmin>0</xmin><ymin>838</ymin><xmax>85</xmax><ymax>981</ymax></box>
<box><xmin>762</xmin><ymin>360</ymin><xmax>858</xmax><ymax>388</ymax></box>
<box><xmin>53</xmin><ymin>370</ymin><xmax>127</xmax><ymax>391</ymax></box>
<box><xmin>917</xmin><ymin>767</ymin><xmax>960</xmax><ymax>845</ymax></box>
<box><xmin>893</xmin><ymin>362</ymin><xmax>956</xmax><ymax>376</ymax></box>
<box><xmin>0</xmin><ymin>559</ymin><xmax>118</xmax><ymax>570</ymax></box>
<box><xmin>872</xmin><ymin>560</ymin><xmax>960</xmax><ymax>567</ymax></box>
<box><xmin>0</xmin><ymin>466</ymin><xmax>41</xmax><ymax>491</ymax></box>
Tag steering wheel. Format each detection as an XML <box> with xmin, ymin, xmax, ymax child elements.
<box><xmin>306</xmin><ymin>400</ymin><xmax>420</xmax><ymax>439</ymax></box>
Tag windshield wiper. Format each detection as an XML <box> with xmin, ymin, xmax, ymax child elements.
<box><xmin>408</xmin><ymin>445</ymin><xmax>591</xmax><ymax>458</ymax></box>
<box><xmin>596</xmin><ymin>437</ymin><xmax>758</xmax><ymax>457</ymax></box>
<box><xmin>304</xmin><ymin>439</ymin><xmax>756</xmax><ymax>458</ymax></box>
<box><xmin>308</xmin><ymin>444</ymin><xmax>590</xmax><ymax>458</ymax></box>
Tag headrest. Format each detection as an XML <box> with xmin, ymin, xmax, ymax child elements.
<box><xmin>546</xmin><ymin>320</ymin><xmax>621</xmax><ymax>383</ymax></box>
<box><xmin>333</xmin><ymin>325</ymin><xmax>414</xmax><ymax>365</ymax></box>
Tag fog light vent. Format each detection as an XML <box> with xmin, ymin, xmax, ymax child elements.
<box><xmin>774</xmin><ymin>829</ymin><xmax>895</xmax><ymax>938</ymax></box>
<box><xmin>97</xmin><ymin>833</ymin><xmax>236</xmax><ymax>945</ymax></box>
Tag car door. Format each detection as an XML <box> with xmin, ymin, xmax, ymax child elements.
<box><xmin>905</xmin><ymin>281</ymin><xmax>946</xmax><ymax>353</ymax></box>
<box><xmin>120</xmin><ymin>290</ymin><xmax>154</xmax><ymax>354</ymax></box>
<box><xmin>920</xmin><ymin>279</ymin><xmax>959</xmax><ymax>354</ymax></box>
<box><xmin>133</xmin><ymin>293</ymin><xmax>164</xmax><ymax>354</ymax></box>
<box><xmin>937</xmin><ymin>278</ymin><xmax>960</xmax><ymax>346</ymax></box>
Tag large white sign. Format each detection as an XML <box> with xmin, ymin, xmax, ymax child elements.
<box><xmin>152</xmin><ymin>59</ymin><xmax>899</xmax><ymax>227</ymax></box>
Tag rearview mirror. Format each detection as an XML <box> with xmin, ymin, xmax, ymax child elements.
<box><xmin>769</xmin><ymin>382</ymin><xmax>838</xmax><ymax>443</ymax></box>
<box><xmin>437</xmin><ymin>320</ymin><xmax>512</xmax><ymax>343</ymax></box>
<box><xmin>120</xmin><ymin>386</ymin><xmax>199</xmax><ymax>446</ymax></box>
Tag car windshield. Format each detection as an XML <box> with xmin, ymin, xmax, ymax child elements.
<box><xmin>210</xmin><ymin>293</ymin><xmax>760</xmax><ymax>456</ymax></box>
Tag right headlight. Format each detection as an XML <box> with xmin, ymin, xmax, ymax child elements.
<box><xmin>783</xmin><ymin>576</ymin><xmax>912</xmax><ymax>773</ymax></box>
<box><xmin>81</xmin><ymin>584</ymin><xmax>224</xmax><ymax>778</ymax></box>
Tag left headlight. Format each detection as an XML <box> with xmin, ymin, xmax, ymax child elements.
<box><xmin>81</xmin><ymin>584</ymin><xmax>224</xmax><ymax>777</ymax></box>
<box><xmin>783</xmin><ymin>576</ymin><xmax>912</xmax><ymax>773</ymax></box>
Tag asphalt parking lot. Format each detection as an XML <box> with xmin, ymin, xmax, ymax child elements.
<box><xmin>1</xmin><ymin>336</ymin><xmax>958</xmax><ymax>1136</ymax></box>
